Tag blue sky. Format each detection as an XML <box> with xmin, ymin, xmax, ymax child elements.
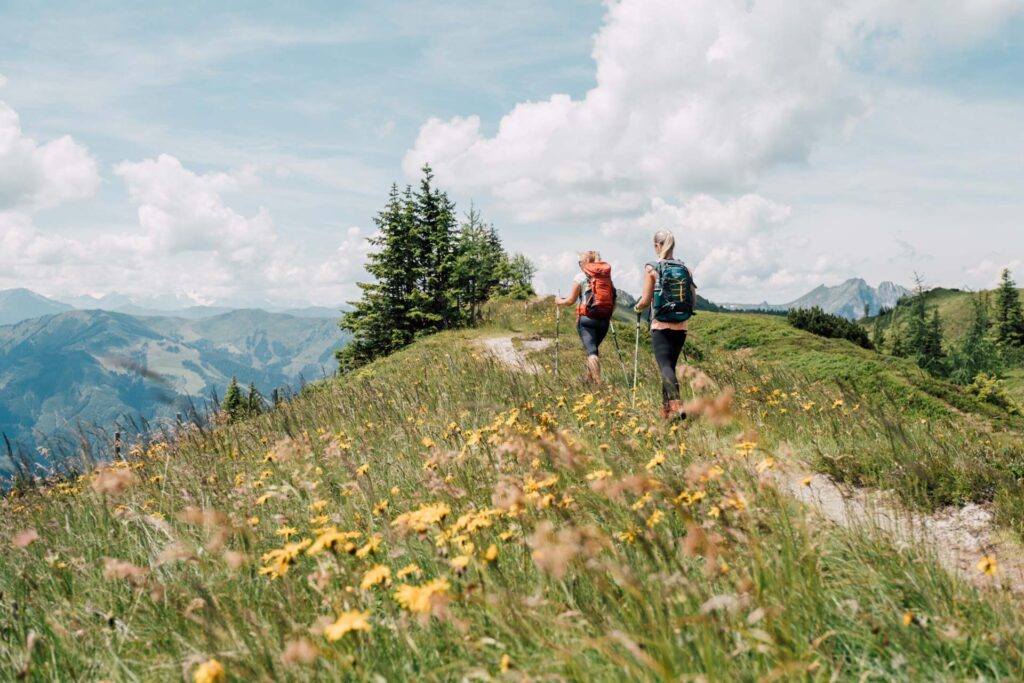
<box><xmin>1</xmin><ymin>0</ymin><xmax>1022</xmax><ymax>307</ymax></box>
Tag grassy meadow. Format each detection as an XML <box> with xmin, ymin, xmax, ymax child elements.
<box><xmin>1</xmin><ymin>299</ymin><xmax>1023</xmax><ymax>681</ymax></box>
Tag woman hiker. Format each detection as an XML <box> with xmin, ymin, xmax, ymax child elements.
<box><xmin>555</xmin><ymin>251</ymin><xmax>617</xmax><ymax>385</ymax></box>
<box><xmin>633</xmin><ymin>230</ymin><xmax>697</xmax><ymax>420</ymax></box>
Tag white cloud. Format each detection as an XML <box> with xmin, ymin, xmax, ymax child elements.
<box><xmin>406</xmin><ymin>0</ymin><xmax>1023</xmax><ymax>223</ymax></box>
<box><xmin>406</xmin><ymin>0</ymin><xmax>1023</xmax><ymax>300</ymax></box>
<box><xmin>0</xmin><ymin>99</ymin><xmax>99</xmax><ymax>211</ymax></box>
<box><xmin>964</xmin><ymin>259</ymin><xmax>1024</xmax><ymax>290</ymax></box>
<box><xmin>0</xmin><ymin>128</ymin><xmax>371</xmax><ymax>306</ymax></box>
<box><xmin>597</xmin><ymin>194</ymin><xmax>846</xmax><ymax>301</ymax></box>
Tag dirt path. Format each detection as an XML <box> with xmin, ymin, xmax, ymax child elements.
<box><xmin>480</xmin><ymin>336</ymin><xmax>551</xmax><ymax>374</ymax></box>
<box><xmin>775</xmin><ymin>471</ymin><xmax>1024</xmax><ymax>594</ymax></box>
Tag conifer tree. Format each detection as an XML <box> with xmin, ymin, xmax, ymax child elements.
<box><xmin>246</xmin><ymin>382</ymin><xmax>263</xmax><ymax>417</ymax></box>
<box><xmin>452</xmin><ymin>206</ymin><xmax>505</xmax><ymax>323</ymax></box>
<box><xmin>413</xmin><ymin>165</ymin><xmax>459</xmax><ymax>330</ymax></box>
<box><xmin>497</xmin><ymin>253</ymin><xmax>537</xmax><ymax>299</ymax></box>
<box><xmin>993</xmin><ymin>268</ymin><xmax>1024</xmax><ymax>347</ymax></box>
<box><xmin>336</xmin><ymin>168</ymin><xmax>536</xmax><ymax>372</ymax></box>
<box><xmin>221</xmin><ymin>377</ymin><xmax>244</xmax><ymax>421</ymax></box>
<box><xmin>337</xmin><ymin>184</ymin><xmax>419</xmax><ymax>370</ymax></box>
<box><xmin>902</xmin><ymin>275</ymin><xmax>947</xmax><ymax>376</ymax></box>
<box><xmin>950</xmin><ymin>293</ymin><xmax>1002</xmax><ymax>384</ymax></box>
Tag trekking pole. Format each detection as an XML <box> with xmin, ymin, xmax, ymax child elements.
<box><xmin>631</xmin><ymin>310</ymin><xmax>641</xmax><ymax>407</ymax></box>
<box><xmin>609</xmin><ymin>320</ymin><xmax>630</xmax><ymax>390</ymax></box>
<box><xmin>554</xmin><ymin>292</ymin><xmax>561</xmax><ymax>378</ymax></box>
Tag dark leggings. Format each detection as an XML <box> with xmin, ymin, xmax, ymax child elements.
<box><xmin>651</xmin><ymin>329</ymin><xmax>687</xmax><ymax>403</ymax></box>
<box><xmin>577</xmin><ymin>315</ymin><xmax>609</xmax><ymax>356</ymax></box>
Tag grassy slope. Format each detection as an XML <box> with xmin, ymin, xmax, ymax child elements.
<box><xmin>1</xmin><ymin>301</ymin><xmax>1023</xmax><ymax>680</ymax></box>
<box><xmin>865</xmin><ymin>287</ymin><xmax>1024</xmax><ymax>401</ymax></box>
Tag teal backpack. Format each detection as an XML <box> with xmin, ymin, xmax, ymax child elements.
<box><xmin>648</xmin><ymin>259</ymin><xmax>695</xmax><ymax>323</ymax></box>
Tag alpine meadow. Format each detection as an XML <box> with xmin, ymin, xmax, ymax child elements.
<box><xmin>2</xmin><ymin>1</ymin><xmax>1024</xmax><ymax>682</ymax></box>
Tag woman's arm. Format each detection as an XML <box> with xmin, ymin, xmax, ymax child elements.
<box><xmin>634</xmin><ymin>266</ymin><xmax>656</xmax><ymax>311</ymax></box>
<box><xmin>555</xmin><ymin>281</ymin><xmax>582</xmax><ymax>306</ymax></box>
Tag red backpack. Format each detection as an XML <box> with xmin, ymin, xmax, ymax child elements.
<box><xmin>577</xmin><ymin>262</ymin><xmax>616</xmax><ymax>320</ymax></box>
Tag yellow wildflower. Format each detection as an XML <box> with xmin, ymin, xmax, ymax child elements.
<box><xmin>306</xmin><ymin>528</ymin><xmax>361</xmax><ymax>556</ymax></box>
<box><xmin>193</xmin><ymin>658</ymin><xmax>224</xmax><ymax>683</ymax></box>
<box><xmin>324</xmin><ymin>610</ymin><xmax>371</xmax><ymax>640</ymax></box>
<box><xmin>977</xmin><ymin>555</ymin><xmax>998</xmax><ymax>576</ymax></box>
<box><xmin>394</xmin><ymin>578</ymin><xmax>450</xmax><ymax>614</ymax></box>
<box><xmin>645</xmin><ymin>452</ymin><xmax>665</xmax><ymax>470</ymax></box>
<box><xmin>355</xmin><ymin>534</ymin><xmax>383</xmax><ymax>558</ymax></box>
<box><xmin>396</xmin><ymin>563</ymin><xmax>422</xmax><ymax>579</ymax></box>
<box><xmin>586</xmin><ymin>469</ymin><xmax>613</xmax><ymax>481</ymax></box>
<box><xmin>360</xmin><ymin>565</ymin><xmax>392</xmax><ymax>590</ymax></box>
<box><xmin>483</xmin><ymin>544</ymin><xmax>498</xmax><ymax>562</ymax></box>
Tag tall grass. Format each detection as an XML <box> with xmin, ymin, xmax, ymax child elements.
<box><xmin>0</xmin><ymin>301</ymin><xmax>1021</xmax><ymax>680</ymax></box>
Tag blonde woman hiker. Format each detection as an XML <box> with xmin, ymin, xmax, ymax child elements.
<box><xmin>633</xmin><ymin>230</ymin><xmax>697</xmax><ymax>420</ymax></box>
<box><xmin>555</xmin><ymin>251</ymin><xmax>617</xmax><ymax>385</ymax></box>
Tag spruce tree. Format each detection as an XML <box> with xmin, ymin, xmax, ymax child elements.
<box><xmin>902</xmin><ymin>275</ymin><xmax>947</xmax><ymax>376</ymax></box>
<box><xmin>246</xmin><ymin>382</ymin><xmax>263</xmax><ymax>417</ymax></box>
<box><xmin>452</xmin><ymin>205</ymin><xmax>504</xmax><ymax>323</ymax></box>
<box><xmin>221</xmin><ymin>377</ymin><xmax>244</xmax><ymax>421</ymax></box>
<box><xmin>337</xmin><ymin>184</ymin><xmax>419</xmax><ymax>370</ymax></box>
<box><xmin>406</xmin><ymin>165</ymin><xmax>459</xmax><ymax>331</ymax></box>
<box><xmin>498</xmin><ymin>253</ymin><xmax>537</xmax><ymax>299</ymax></box>
<box><xmin>950</xmin><ymin>293</ymin><xmax>1001</xmax><ymax>384</ymax></box>
<box><xmin>993</xmin><ymin>268</ymin><xmax>1024</xmax><ymax>347</ymax></box>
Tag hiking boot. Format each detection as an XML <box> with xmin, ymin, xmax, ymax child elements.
<box><xmin>660</xmin><ymin>403</ymin><xmax>672</xmax><ymax>420</ymax></box>
<box><xmin>667</xmin><ymin>400</ymin><xmax>687</xmax><ymax>421</ymax></box>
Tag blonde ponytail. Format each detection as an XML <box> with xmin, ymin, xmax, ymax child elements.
<box><xmin>653</xmin><ymin>230</ymin><xmax>675</xmax><ymax>260</ymax></box>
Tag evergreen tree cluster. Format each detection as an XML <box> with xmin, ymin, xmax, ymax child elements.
<box><xmin>787</xmin><ymin>306</ymin><xmax>873</xmax><ymax>349</ymax></box>
<box><xmin>221</xmin><ymin>377</ymin><xmax>264</xmax><ymax>421</ymax></box>
<box><xmin>883</xmin><ymin>269</ymin><xmax>1024</xmax><ymax>383</ymax></box>
<box><xmin>337</xmin><ymin>166</ymin><xmax>536</xmax><ymax>371</ymax></box>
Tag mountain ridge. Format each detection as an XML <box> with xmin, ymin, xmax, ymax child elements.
<box><xmin>723</xmin><ymin>277</ymin><xmax>909</xmax><ymax>319</ymax></box>
<box><xmin>0</xmin><ymin>308</ymin><xmax>350</xmax><ymax>468</ymax></box>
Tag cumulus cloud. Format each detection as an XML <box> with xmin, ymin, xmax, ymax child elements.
<box><xmin>405</xmin><ymin>0</ymin><xmax>1022</xmax><ymax>299</ymax></box>
<box><xmin>0</xmin><ymin>123</ymin><xmax>370</xmax><ymax>305</ymax></box>
<box><xmin>406</xmin><ymin>0</ymin><xmax>1022</xmax><ymax>222</ymax></box>
<box><xmin>0</xmin><ymin>100</ymin><xmax>99</xmax><ymax>211</ymax></box>
<box><xmin>598</xmin><ymin>194</ymin><xmax>845</xmax><ymax>300</ymax></box>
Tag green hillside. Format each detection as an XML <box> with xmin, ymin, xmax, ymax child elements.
<box><xmin>1</xmin><ymin>301</ymin><xmax>1023</xmax><ymax>680</ymax></box>
<box><xmin>864</xmin><ymin>286</ymin><xmax>1024</xmax><ymax>402</ymax></box>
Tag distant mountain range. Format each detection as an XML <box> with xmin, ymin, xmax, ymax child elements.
<box><xmin>0</xmin><ymin>291</ymin><xmax>350</xmax><ymax>474</ymax></box>
<box><xmin>722</xmin><ymin>278</ymin><xmax>910</xmax><ymax>320</ymax></box>
<box><xmin>0</xmin><ymin>289</ymin><xmax>346</xmax><ymax>327</ymax></box>
<box><xmin>0</xmin><ymin>289</ymin><xmax>74</xmax><ymax>325</ymax></box>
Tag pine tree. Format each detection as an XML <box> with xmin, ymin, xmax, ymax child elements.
<box><xmin>413</xmin><ymin>165</ymin><xmax>459</xmax><ymax>331</ymax></box>
<box><xmin>246</xmin><ymin>382</ymin><xmax>263</xmax><ymax>417</ymax></box>
<box><xmin>993</xmin><ymin>268</ymin><xmax>1024</xmax><ymax>347</ymax></box>
<box><xmin>452</xmin><ymin>205</ymin><xmax>505</xmax><ymax>324</ymax></box>
<box><xmin>902</xmin><ymin>275</ymin><xmax>947</xmax><ymax>376</ymax></box>
<box><xmin>337</xmin><ymin>184</ymin><xmax>419</xmax><ymax>370</ymax></box>
<box><xmin>950</xmin><ymin>293</ymin><xmax>1002</xmax><ymax>384</ymax></box>
<box><xmin>221</xmin><ymin>377</ymin><xmax>244</xmax><ymax>421</ymax></box>
<box><xmin>336</xmin><ymin>169</ymin><xmax>536</xmax><ymax>372</ymax></box>
<box><xmin>497</xmin><ymin>253</ymin><xmax>537</xmax><ymax>299</ymax></box>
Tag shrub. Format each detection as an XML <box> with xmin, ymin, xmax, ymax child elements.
<box><xmin>967</xmin><ymin>373</ymin><xmax>1020</xmax><ymax>414</ymax></box>
<box><xmin>786</xmin><ymin>306</ymin><xmax>873</xmax><ymax>349</ymax></box>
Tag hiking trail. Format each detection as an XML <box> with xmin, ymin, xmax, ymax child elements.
<box><xmin>483</xmin><ymin>333</ymin><xmax>1024</xmax><ymax>594</ymax></box>
<box><xmin>480</xmin><ymin>336</ymin><xmax>551</xmax><ymax>374</ymax></box>
<box><xmin>776</xmin><ymin>471</ymin><xmax>1024</xmax><ymax>594</ymax></box>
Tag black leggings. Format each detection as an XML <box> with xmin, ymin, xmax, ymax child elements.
<box><xmin>577</xmin><ymin>315</ymin><xmax>609</xmax><ymax>356</ymax></box>
<box><xmin>651</xmin><ymin>329</ymin><xmax>687</xmax><ymax>403</ymax></box>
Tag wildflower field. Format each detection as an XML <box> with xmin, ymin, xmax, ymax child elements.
<box><xmin>1</xmin><ymin>300</ymin><xmax>1023</xmax><ymax>681</ymax></box>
